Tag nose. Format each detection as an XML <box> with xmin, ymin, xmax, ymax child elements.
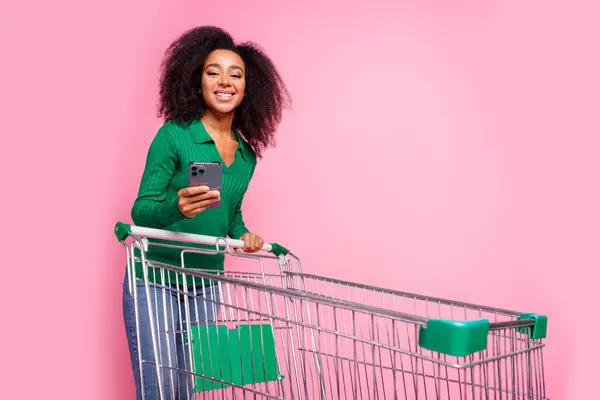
<box><xmin>218</xmin><ymin>75</ymin><xmax>231</xmax><ymax>86</ymax></box>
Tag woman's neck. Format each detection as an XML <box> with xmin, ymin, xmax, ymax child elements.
<box><xmin>201</xmin><ymin>109</ymin><xmax>234</xmax><ymax>136</ymax></box>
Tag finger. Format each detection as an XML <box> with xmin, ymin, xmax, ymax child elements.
<box><xmin>251</xmin><ymin>235</ymin><xmax>261</xmax><ymax>252</ymax></box>
<box><xmin>255</xmin><ymin>237</ymin><xmax>264</xmax><ymax>252</ymax></box>
<box><xmin>235</xmin><ymin>238</ymin><xmax>246</xmax><ymax>252</ymax></box>
<box><xmin>195</xmin><ymin>198</ymin><xmax>219</xmax><ymax>209</ymax></box>
<box><xmin>180</xmin><ymin>206</ymin><xmax>206</xmax><ymax>218</ymax></box>
<box><xmin>246</xmin><ymin>236</ymin><xmax>254</xmax><ymax>252</ymax></box>
<box><xmin>182</xmin><ymin>198</ymin><xmax>219</xmax><ymax>214</ymax></box>
<box><xmin>242</xmin><ymin>235</ymin><xmax>252</xmax><ymax>252</ymax></box>
<box><xmin>181</xmin><ymin>186</ymin><xmax>210</xmax><ymax>197</ymax></box>
<box><xmin>249</xmin><ymin>235</ymin><xmax>262</xmax><ymax>253</ymax></box>
<box><xmin>189</xmin><ymin>190</ymin><xmax>220</xmax><ymax>203</ymax></box>
<box><xmin>190</xmin><ymin>206</ymin><xmax>207</xmax><ymax>216</ymax></box>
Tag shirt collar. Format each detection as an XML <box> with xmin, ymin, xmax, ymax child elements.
<box><xmin>188</xmin><ymin>119</ymin><xmax>250</xmax><ymax>161</ymax></box>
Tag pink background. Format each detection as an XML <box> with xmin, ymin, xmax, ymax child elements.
<box><xmin>1</xmin><ymin>0</ymin><xmax>598</xmax><ymax>398</ymax></box>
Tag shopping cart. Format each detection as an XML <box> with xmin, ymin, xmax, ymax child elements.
<box><xmin>115</xmin><ymin>222</ymin><xmax>549</xmax><ymax>400</ymax></box>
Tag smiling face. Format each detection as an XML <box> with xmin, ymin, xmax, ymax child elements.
<box><xmin>200</xmin><ymin>49</ymin><xmax>246</xmax><ymax>116</ymax></box>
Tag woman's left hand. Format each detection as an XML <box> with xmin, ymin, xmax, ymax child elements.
<box><xmin>236</xmin><ymin>232</ymin><xmax>264</xmax><ymax>253</ymax></box>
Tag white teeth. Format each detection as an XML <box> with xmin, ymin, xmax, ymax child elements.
<box><xmin>216</xmin><ymin>93</ymin><xmax>233</xmax><ymax>98</ymax></box>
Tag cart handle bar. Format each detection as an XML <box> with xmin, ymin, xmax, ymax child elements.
<box><xmin>114</xmin><ymin>222</ymin><xmax>290</xmax><ymax>257</ymax></box>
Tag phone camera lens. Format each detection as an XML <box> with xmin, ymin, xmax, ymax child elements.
<box><xmin>198</xmin><ymin>167</ymin><xmax>205</xmax><ymax>174</ymax></box>
<box><xmin>191</xmin><ymin>166</ymin><xmax>197</xmax><ymax>171</ymax></box>
<box><xmin>191</xmin><ymin>172</ymin><xmax>197</xmax><ymax>176</ymax></box>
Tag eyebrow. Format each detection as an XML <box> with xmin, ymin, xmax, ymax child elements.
<box><xmin>206</xmin><ymin>63</ymin><xmax>244</xmax><ymax>72</ymax></box>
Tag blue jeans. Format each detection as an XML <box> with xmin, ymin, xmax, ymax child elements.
<box><xmin>122</xmin><ymin>274</ymin><xmax>220</xmax><ymax>399</ymax></box>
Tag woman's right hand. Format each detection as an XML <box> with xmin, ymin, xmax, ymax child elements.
<box><xmin>177</xmin><ymin>186</ymin><xmax>220</xmax><ymax>218</ymax></box>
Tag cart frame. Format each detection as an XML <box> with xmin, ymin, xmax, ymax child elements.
<box><xmin>115</xmin><ymin>222</ymin><xmax>549</xmax><ymax>399</ymax></box>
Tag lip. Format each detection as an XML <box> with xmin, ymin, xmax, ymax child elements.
<box><xmin>214</xmin><ymin>91</ymin><xmax>236</xmax><ymax>102</ymax></box>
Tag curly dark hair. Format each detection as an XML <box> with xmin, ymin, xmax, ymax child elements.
<box><xmin>158</xmin><ymin>26</ymin><xmax>291</xmax><ymax>157</ymax></box>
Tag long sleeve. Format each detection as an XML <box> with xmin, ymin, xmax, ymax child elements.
<box><xmin>228</xmin><ymin>197</ymin><xmax>250</xmax><ymax>239</ymax></box>
<box><xmin>131</xmin><ymin>126</ymin><xmax>184</xmax><ymax>228</ymax></box>
<box><xmin>228</xmin><ymin>163</ymin><xmax>256</xmax><ymax>239</ymax></box>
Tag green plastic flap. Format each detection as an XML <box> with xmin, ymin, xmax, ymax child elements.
<box><xmin>114</xmin><ymin>222</ymin><xmax>131</xmax><ymax>241</ymax></box>
<box><xmin>518</xmin><ymin>313</ymin><xmax>548</xmax><ymax>339</ymax></box>
<box><xmin>269</xmin><ymin>243</ymin><xmax>290</xmax><ymax>257</ymax></box>
<box><xmin>419</xmin><ymin>318</ymin><xmax>490</xmax><ymax>357</ymax></box>
<box><xmin>189</xmin><ymin>323</ymin><xmax>283</xmax><ymax>392</ymax></box>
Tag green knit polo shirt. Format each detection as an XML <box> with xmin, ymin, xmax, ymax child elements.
<box><xmin>131</xmin><ymin>119</ymin><xmax>257</xmax><ymax>285</ymax></box>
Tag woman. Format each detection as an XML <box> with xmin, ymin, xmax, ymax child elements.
<box><xmin>122</xmin><ymin>26</ymin><xmax>290</xmax><ymax>399</ymax></box>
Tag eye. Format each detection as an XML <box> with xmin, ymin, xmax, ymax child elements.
<box><xmin>206</xmin><ymin>71</ymin><xmax>218</xmax><ymax>76</ymax></box>
<box><xmin>231</xmin><ymin>74</ymin><xmax>242</xmax><ymax>79</ymax></box>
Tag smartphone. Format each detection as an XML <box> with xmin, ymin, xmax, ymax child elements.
<box><xmin>188</xmin><ymin>161</ymin><xmax>222</xmax><ymax>209</ymax></box>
